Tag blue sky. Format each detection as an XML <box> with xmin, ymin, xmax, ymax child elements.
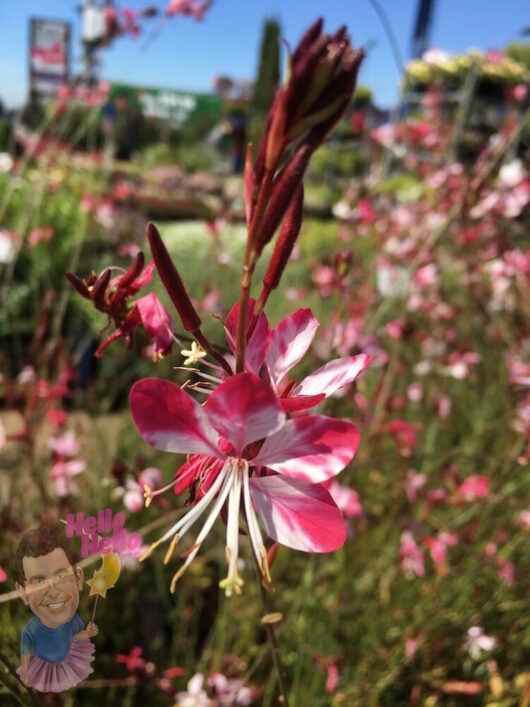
<box><xmin>1</xmin><ymin>0</ymin><xmax>528</xmax><ymax>109</ymax></box>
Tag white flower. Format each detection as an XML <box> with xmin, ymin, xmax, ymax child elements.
<box><xmin>0</xmin><ymin>231</ymin><xmax>15</xmax><ymax>264</ymax></box>
<box><xmin>0</xmin><ymin>153</ymin><xmax>14</xmax><ymax>173</ymax></box>
<box><xmin>465</xmin><ymin>626</ymin><xmax>496</xmax><ymax>659</ymax></box>
<box><xmin>174</xmin><ymin>673</ymin><xmax>211</xmax><ymax>706</ymax></box>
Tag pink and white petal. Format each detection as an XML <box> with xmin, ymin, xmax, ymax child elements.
<box><xmin>204</xmin><ymin>373</ymin><xmax>285</xmax><ymax>455</ymax></box>
<box><xmin>253</xmin><ymin>415</ymin><xmax>360</xmax><ymax>483</ymax></box>
<box><xmin>63</xmin><ymin>460</ymin><xmax>86</xmax><ymax>477</ymax></box>
<box><xmin>54</xmin><ymin>477</ymin><xmax>69</xmax><ymax>497</ymax></box>
<box><xmin>250</xmin><ymin>475</ymin><xmax>346</xmax><ymax>552</ymax></box>
<box><xmin>280</xmin><ymin>393</ymin><xmax>326</xmax><ymax>412</ymax></box>
<box><xmin>130</xmin><ymin>378</ymin><xmax>221</xmax><ymax>457</ymax></box>
<box><xmin>294</xmin><ymin>354</ymin><xmax>371</xmax><ymax>398</ymax></box>
<box><xmin>225</xmin><ymin>299</ymin><xmax>270</xmax><ymax>374</ymax></box>
<box><xmin>266</xmin><ymin>309</ymin><xmax>319</xmax><ymax>392</ymax></box>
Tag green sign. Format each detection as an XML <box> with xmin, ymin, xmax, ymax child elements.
<box><xmin>110</xmin><ymin>83</ymin><xmax>224</xmax><ymax>126</ymax></box>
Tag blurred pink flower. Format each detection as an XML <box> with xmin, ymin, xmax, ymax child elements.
<box><xmin>312</xmin><ymin>264</ymin><xmax>335</xmax><ymax>297</ymax></box>
<box><xmin>457</xmin><ymin>475</ymin><xmax>489</xmax><ymax>500</ymax></box>
<box><xmin>50</xmin><ymin>459</ymin><xmax>86</xmax><ymax>496</ymax></box>
<box><xmin>497</xmin><ymin>560</ymin><xmax>515</xmax><ymax>586</ymax></box>
<box><xmin>405</xmin><ymin>469</ymin><xmax>427</xmax><ymax>503</ymax></box>
<box><xmin>326</xmin><ymin>481</ymin><xmax>363</xmax><ymax>519</ymax></box>
<box><xmin>407</xmin><ymin>382</ymin><xmax>423</xmax><ymax>402</ymax></box>
<box><xmin>507</xmin><ymin>358</ymin><xmax>530</xmax><ymax>387</ymax></box>
<box><xmin>386</xmin><ymin>319</ymin><xmax>405</xmax><ymax>340</ymax></box>
<box><xmin>405</xmin><ymin>638</ymin><xmax>418</xmax><ymax>661</ymax></box>
<box><xmin>517</xmin><ymin>508</ymin><xmax>530</xmax><ymax>531</ymax></box>
<box><xmin>208</xmin><ymin>672</ymin><xmax>253</xmax><ymax>705</ymax></box>
<box><xmin>46</xmin><ymin>408</ymin><xmax>67</xmax><ymax>427</ymax></box>
<box><xmin>424</xmin><ymin>532</ymin><xmax>457</xmax><ymax>566</ymax></box>
<box><xmin>0</xmin><ymin>565</ymin><xmax>6</xmax><ymax>582</ymax></box>
<box><xmin>513</xmin><ymin>84</ymin><xmax>528</xmax><ymax>102</ymax></box>
<box><xmin>400</xmin><ymin>531</ymin><xmax>425</xmax><ymax>577</ymax></box>
<box><xmin>48</xmin><ymin>431</ymin><xmax>80</xmax><ymax>457</ymax></box>
<box><xmin>123</xmin><ymin>467</ymin><xmax>164</xmax><ymax>512</ymax></box>
<box><xmin>28</xmin><ymin>226</ymin><xmax>54</xmax><ymax>248</ymax></box>
<box><xmin>386</xmin><ymin>419</ymin><xmax>418</xmax><ymax>456</ymax></box>
<box><xmin>325</xmin><ymin>661</ymin><xmax>340</xmax><ymax>693</ymax></box>
<box><xmin>116</xmin><ymin>646</ymin><xmax>146</xmax><ymax>672</ymax></box>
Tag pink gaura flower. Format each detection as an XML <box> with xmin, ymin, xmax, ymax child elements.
<box><xmin>208</xmin><ymin>673</ymin><xmax>253</xmax><ymax>705</ymax></box>
<box><xmin>116</xmin><ymin>646</ymin><xmax>147</xmax><ymax>673</ymax></box>
<box><xmin>50</xmin><ymin>459</ymin><xmax>86</xmax><ymax>496</ymax></box>
<box><xmin>130</xmin><ymin>371</ymin><xmax>359</xmax><ymax>594</ymax></box>
<box><xmin>136</xmin><ymin>293</ymin><xmax>174</xmax><ymax>359</ymax></box>
<box><xmin>123</xmin><ymin>467</ymin><xmax>164</xmax><ymax>512</ymax></box>
<box><xmin>386</xmin><ymin>419</ymin><xmax>418</xmax><ymax>456</ymax></box>
<box><xmin>28</xmin><ymin>226</ymin><xmax>54</xmax><ymax>248</ymax></box>
<box><xmin>225</xmin><ymin>303</ymin><xmax>371</xmax><ymax>413</ymax></box>
<box><xmin>405</xmin><ymin>469</ymin><xmax>427</xmax><ymax>503</ymax></box>
<box><xmin>400</xmin><ymin>531</ymin><xmax>425</xmax><ymax>577</ymax></box>
<box><xmin>48</xmin><ymin>431</ymin><xmax>80</xmax><ymax>457</ymax></box>
<box><xmin>46</xmin><ymin>408</ymin><xmax>67</xmax><ymax>427</ymax></box>
<box><xmin>457</xmin><ymin>475</ymin><xmax>489</xmax><ymax>501</ymax></box>
<box><xmin>325</xmin><ymin>481</ymin><xmax>363</xmax><ymax>520</ymax></box>
<box><xmin>425</xmin><ymin>532</ymin><xmax>458</xmax><ymax>567</ymax></box>
<box><xmin>497</xmin><ymin>559</ymin><xmax>515</xmax><ymax>586</ymax></box>
<box><xmin>325</xmin><ymin>660</ymin><xmax>340</xmax><ymax>693</ymax></box>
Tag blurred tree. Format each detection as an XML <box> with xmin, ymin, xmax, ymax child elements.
<box><xmin>250</xmin><ymin>18</ymin><xmax>281</xmax><ymax>152</ymax></box>
<box><xmin>505</xmin><ymin>42</ymin><xmax>530</xmax><ymax>71</ymax></box>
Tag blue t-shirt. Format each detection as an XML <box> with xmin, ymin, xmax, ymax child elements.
<box><xmin>20</xmin><ymin>613</ymin><xmax>84</xmax><ymax>663</ymax></box>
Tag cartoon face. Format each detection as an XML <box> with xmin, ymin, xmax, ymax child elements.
<box><xmin>17</xmin><ymin>548</ymin><xmax>83</xmax><ymax>629</ymax></box>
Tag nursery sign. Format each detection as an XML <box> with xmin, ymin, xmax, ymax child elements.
<box><xmin>109</xmin><ymin>82</ymin><xmax>224</xmax><ymax>127</ymax></box>
<box><xmin>29</xmin><ymin>18</ymin><xmax>70</xmax><ymax>98</ymax></box>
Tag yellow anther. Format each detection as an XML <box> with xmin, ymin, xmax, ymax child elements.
<box><xmin>164</xmin><ymin>533</ymin><xmax>180</xmax><ymax>565</ymax></box>
<box><xmin>219</xmin><ymin>575</ymin><xmax>244</xmax><ymax>597</ymax></box>
<box><xmin>139</xmin><ymin>537</ymin><xmax>163</xmax><ymax>562</ymax></box>
<box><xmin>260</xmin><ymin>547</ymin><xmax>273</xmax><ymax>585</ymax></box>
<box><xmin>143</xmin><ymin>484</ymin><xmax>153</xmax><ymax>508</ymax></box>
<box><xmin>170</xmin><ymin>565</ymin><xmax>189</xmax><ymax>593</ymax></box>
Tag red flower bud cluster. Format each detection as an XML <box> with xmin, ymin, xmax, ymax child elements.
<box><xmin>66</xmin><ymin>252</ymin><xmax>155</xmax><ymax>358</ymax></box>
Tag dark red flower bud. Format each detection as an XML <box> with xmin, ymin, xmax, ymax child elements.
<box><xmin>291</xmin><ymin>17</ymin><xmax>323</xmax><ymax>67</ymax></box>
<box><xmin>254</xmin><ymin>141</ymin><xmax>312</xmax><ymax>256</ymax></box>
<box><xmin>66</xmin><ymin>272</ymin><xmax>91</xmax><ymax>299</ymax></box>
<box><xmin>92</xmin><ymin>269</ymin><xmax>111</xmax><ymax>311</ymax></box>
<box><xmin>260</xmin><ymin>19</ymin><xmax>364</xmax><ymax>171</ymax></box>
<box><xmin>263</xmin><ymin>185</ymin><xmax>304</xmax><ymax>291</ymax></box>
<box><xmin>147</xmin><ymin>222</ymin><xmax>201</xmax><ymax>332</ymax></box>
<box><xmin>118</xmin><ymin>251</ymin><xmax>145</xmax><ymax>291</ymax></box>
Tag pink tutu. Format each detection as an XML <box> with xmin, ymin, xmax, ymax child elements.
<box><xmin>17</xmin><ymin>639</ymin><xmax>95</xmax><ymax>692</ymax></box>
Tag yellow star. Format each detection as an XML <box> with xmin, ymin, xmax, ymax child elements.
<box><xmin>86</xmin><ymin>568</ymin><xmax>113</xmax><ymax>599</ymax></box>
<box><xmin>180</xmin><ymin>342</ymin><xmax>207</xmax><ymax>366</ymax></box>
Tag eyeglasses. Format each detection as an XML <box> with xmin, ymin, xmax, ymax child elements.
<box><xmin>25</xmin><ymin>569</ymin><xmax>76</xmax><ymax>590</ymax></box>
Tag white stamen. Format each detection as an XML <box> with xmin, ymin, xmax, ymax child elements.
<box><xmin>223</xmin><ymin>461</ymin><xmax>243</xmax><ymax>592</ymax></box>
<box><xmin>242</xmin><ymin>465</ymin><xmax>266</xmax><ymax>566</ymax></box>
<box><xmin>188</xmin><ymin>385</ymin><xmax>213</xmax><ymax>395</ymax></box>
<box><xmin>177</xmin><ymin>460</ymin><xmax>235</xmax><ymax>570</ymax></box>
<box><xmin>159</xmin><ymin>461</ymin><xmax>229</xmax><ymax>544</ymax></box>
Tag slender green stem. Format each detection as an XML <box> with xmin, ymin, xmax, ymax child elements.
<box><xmin>249</xmin><ymin>546</ymin><xmax>290</xmax><ymax>706</ymax></box>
